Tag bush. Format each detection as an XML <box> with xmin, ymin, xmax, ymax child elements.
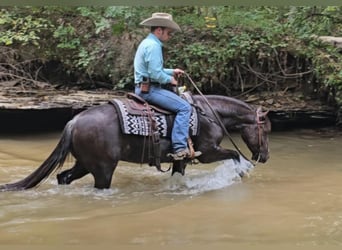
<box><xmin>0</xmin><ymin>6</ymin><xmax>341</xmax><ymax>122</ymax></box>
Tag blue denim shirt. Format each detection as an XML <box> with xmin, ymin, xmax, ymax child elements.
<box><xmin>134</xmin><ymin>33</ymin><xmax>174</xmax><ymax>84</ymax></box>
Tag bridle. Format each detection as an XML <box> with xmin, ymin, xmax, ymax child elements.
<box><xmin>254</xmin><ymin>108</ymin><xmax>268</xmax><ymax>164</ymax></box>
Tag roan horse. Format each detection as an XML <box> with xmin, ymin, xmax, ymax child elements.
<box><xmin>0</xmin><ymin>93</ymin><xmax>271</xmax><ymax>191</ymax></box>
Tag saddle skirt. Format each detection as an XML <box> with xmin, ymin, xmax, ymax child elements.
<box><xmin>110</xmin><ymin>92</ymin><xmax>199</xmax><ymax>137</ymax></box>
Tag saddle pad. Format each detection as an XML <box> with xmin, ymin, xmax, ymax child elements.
<box><xmin>111</xmin><ymin>98</ymin><xmax>199</xmax><ymax>137</ymax></box>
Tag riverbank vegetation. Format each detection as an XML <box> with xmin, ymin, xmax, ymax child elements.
<box><xmin>0</xmin><ymin>6</ymin><xmax>341</xmax><ymax>124</ymax></box>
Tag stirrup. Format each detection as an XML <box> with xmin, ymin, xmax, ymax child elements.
<box><xmin>167</xmin><ymin>150</ymin><xmax>202</xmax><ymax>161</ymax></box>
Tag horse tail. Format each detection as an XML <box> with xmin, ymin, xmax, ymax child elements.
<box><xmin>0</xmin><ymin>120</ymin><xmax>75</xmax><ymax>191</ymax></box>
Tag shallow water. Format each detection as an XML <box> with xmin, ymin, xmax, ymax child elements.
<box><xmin>0</xmin><ymin>129</ymin><xmax>341</xmax><ymax>248</ymax></box>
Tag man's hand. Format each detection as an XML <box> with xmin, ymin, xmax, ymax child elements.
<box><xmin>171</xmin><ymin>68</ymin><xmax>184</xmax><ymax>86</ymax></box>
<box><xmin>174</xmin><ymin>68</ymin><xmax>184</xmax><ymax>77</ymax></box>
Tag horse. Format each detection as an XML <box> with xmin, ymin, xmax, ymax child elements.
<box><xmin>0</xmin><ymin>93</ymin><xmax>271</xmax><ymax>191</ymax></box>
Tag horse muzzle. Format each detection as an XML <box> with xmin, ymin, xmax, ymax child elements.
<box><xmin>252</xmin><ymin>152</ymin><xmax>269</xmax><ymax>163</ymax></box>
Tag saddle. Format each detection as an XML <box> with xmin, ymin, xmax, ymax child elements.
<box><xmin>124</xmin><ymin>92</ymin><xmax>173</xmax><ymax>116</ymax></box>
<box><xmin>110</xmin><ymin>92</ymin><xmax>199</xmax><ymax>138</ymax></box>
<box><xmin>109</xmin><ymin>92</ymin><xmax>200</xmax><ymax>172</ymax></box>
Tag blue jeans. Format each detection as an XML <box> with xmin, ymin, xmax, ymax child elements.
<box><xmin>135</xmin><ymin>85</ymin><xmax>191</xmax><ymax>153</ymax></box>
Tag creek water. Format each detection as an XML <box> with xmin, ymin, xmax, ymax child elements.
<box><xmin>0</xmin><ymin>129</ymin><xmax>341</xmax><ymax>249</ymax></box>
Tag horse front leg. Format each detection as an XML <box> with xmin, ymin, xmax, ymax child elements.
<box><xmin>171</xmin><ymin>160</ymin><xmax>187</xmax><ymax>176</ymax></box>
<box><xmin>198</xmin><ymin>146</ymin><xmax>252</xmax><ymax>178</ymax></box>
<box><xmin>198</xmin><ymin>145</ymin><xmax>240</xmax><ymax>163</ymax></box>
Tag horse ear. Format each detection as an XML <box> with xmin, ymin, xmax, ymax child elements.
<box><xmin>257</xmin><ymin>106</ymin><xmax>269</xmax><ymax>116</ymax></box>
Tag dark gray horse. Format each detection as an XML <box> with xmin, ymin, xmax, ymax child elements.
<box><xmin>0</xmin><ymin>94</ymin><xmax>271</xmax><ymax>191</ymax></box>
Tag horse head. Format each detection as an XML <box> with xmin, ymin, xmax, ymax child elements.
<box><xmin>240</xmin><ymin>106</ymin><xmax>271</xmax><ymax>163</ymax></box>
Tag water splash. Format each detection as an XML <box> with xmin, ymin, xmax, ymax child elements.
<box><xmin>162</xmin><ymin>155</ymin><xmax>254</xmax><ymax>195</ymax></box>
<box><xmin>1</xmin><ymin>155</ymin><xmax>254</xmax><ymax>201</ymax></box>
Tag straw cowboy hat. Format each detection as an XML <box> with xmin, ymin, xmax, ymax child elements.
<box><xmin>140</xmin><ymin>12</ymin><xmax>181</xmax><ymax>32</ymax></box>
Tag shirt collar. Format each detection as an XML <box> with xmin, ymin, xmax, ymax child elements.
<box><xmin>148</xmin><ymin>33</ymin><xmax>163</xmax><ymax>47</ymax></box>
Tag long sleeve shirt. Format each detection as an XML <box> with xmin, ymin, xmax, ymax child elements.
<box><xmin>134</xmin><ymin>33</ymin><xmax>174</xmax><ymax>84</ymax></box>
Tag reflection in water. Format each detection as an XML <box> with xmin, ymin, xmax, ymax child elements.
<box><xmin>0</xmin><ymin>130</ymin><xmax>341</xmax><ymax>248</ymax></box>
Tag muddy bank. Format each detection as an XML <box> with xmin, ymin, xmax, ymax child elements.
<box><xmin>0</xmin><ymin>85</ymin><xmax>337</xmax><ymax>133</ymax></box>
<box><xmin>0</xmin><ymin>86</ymin><xmax>125</xmax><ymax>133</ymax></box>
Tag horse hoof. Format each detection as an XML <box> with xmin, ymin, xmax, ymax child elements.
<box><xmin>57</xmin><ymin>173</ymin><xmax>70</xmax><ymax>185</ymax></box>
<box><xmin>191</xmin><ymin>158</ymin><xmax>200</xmax><ymax>164</ymax></box>
<box><xmin>233</xmin><ymin>153</ymin><xmax>241</xmax><ymax>163</ymax></box>
<box><xmin>172</xmin><ymin>169</ymin><xmax>185</xmax><ymax>176</ymax></box>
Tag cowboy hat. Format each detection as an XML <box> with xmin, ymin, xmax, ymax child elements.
<box><xmin>140</xmin><ymin>12</ymin><xmax>181</xmax><ymax>32</ymax></box>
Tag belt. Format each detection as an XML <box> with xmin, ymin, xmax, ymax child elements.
<box><xmin>136</xmin><ymin>81</ymin><xmax>160</xmax><ymax>87</ymax></box>
<box><xmin>142</xmin><ymin>77</ymin><xmax>160</xmax><ymax>85</ymax></box>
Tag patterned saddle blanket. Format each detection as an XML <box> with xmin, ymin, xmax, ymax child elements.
<box><xmin>110</xmin><ymin>92</ymin><xmax>199</xmax><ymax>138</ymax></box>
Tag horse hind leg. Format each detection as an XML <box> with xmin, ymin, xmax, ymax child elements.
<box><xmin>57</xmin><ymin>161</ymin><xmax>89</xmax><ymax>185</ymax></box>
<box><xmin>91</xmin><ymin>161</ymin><xmax>118</xmax><ymax>189</ymax></box>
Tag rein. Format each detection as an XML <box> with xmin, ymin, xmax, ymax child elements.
<box><xmin>255</xmin><ymin>108</ymin><xmax>268</xmax><ymax>164</ymax></box>
<box><xmin>184</xmin><ymin>72</ymin><xmax>258</xmax><ymax>166</ymax></box>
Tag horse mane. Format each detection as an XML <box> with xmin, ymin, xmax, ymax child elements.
<box><xmin>193</xmin><ymin>94</ymin><xmax>254</xmax><ymax>113</ymax></box>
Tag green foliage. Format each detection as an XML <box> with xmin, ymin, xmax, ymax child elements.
<box><xmin>77</xmin><ymin>7</ymin><xmax>110</xmax><ymax>34</ymax></box>
<box><xmin>1</xmin><ymin>6</ymin><xmax>342</xmax><ymax>121</ymax></box>
<box><xmin>284</xmin><ymin>6</ymin><xmax>342</xmax><ymax>37</ymax></box>
<box><xmin>53</xmin><ymin>24</ymin><xmax>80</xmax><ymax>49</ymax></box>
<box><xmin>167</xmin><ymin>23</ymin><xmax>295</xmax><ymax>94</ymax></box>
<box><xmin>168</xmin><ymin>6</ymin><xmax>342</xmax><ymax>108</ymax></box>
<box><xmin>280</xmin><ymin>7</ymin><xmax>342</xmax><ymax>107</ymax></box>
<box><xmin>0</xmin><ymin>7</ymin><xmax>52</xmax><ymax>46</ymax></box>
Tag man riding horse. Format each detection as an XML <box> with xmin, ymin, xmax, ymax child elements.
<box><xmin>0</xmin><ymin>13</ymin><xmax>271</xmax><ymax>191</ymax></box>
<box><xmin>134</xmin><ymin>12</ymin><xmax>201</xmax><ymax>161</ymax></box>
